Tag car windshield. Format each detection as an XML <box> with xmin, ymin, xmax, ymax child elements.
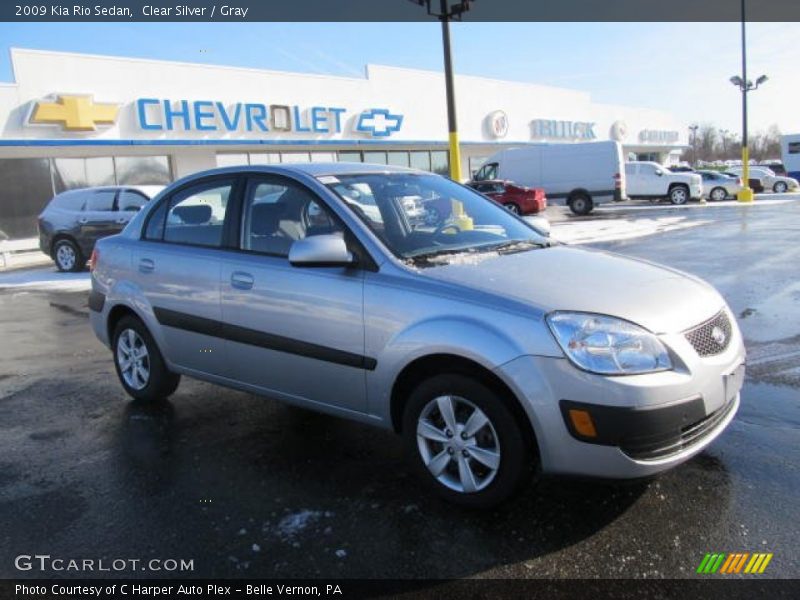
<box><xmin>322</xmin><ymin>172</ymin><xmax>549</xmax><ymax>262</ymax></box>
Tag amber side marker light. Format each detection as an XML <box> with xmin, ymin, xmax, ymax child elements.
<box><xmin>568</xmin><ymin>409</ymin><xmax>597</xmax><ymax>438</ymax></box>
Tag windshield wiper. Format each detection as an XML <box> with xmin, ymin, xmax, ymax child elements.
<box><xmin>477</xmin><ymin>239</ymin><xmax>551</xmax><ymax>254</ymax></box>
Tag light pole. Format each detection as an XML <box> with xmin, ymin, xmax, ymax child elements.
<box><xmin>689</xmin><ymin>124</ymin><xmax>699</xmax><ymax>166</ymax></box>
<box><xmin>730</xmin><ymin>0</ymin><xmax>768</xmax><ymax>202</ymax></box>
<box><xmin>410</xmin><ymin>0</ymin><xmax>474</xmax><ymax>182</ymax></box>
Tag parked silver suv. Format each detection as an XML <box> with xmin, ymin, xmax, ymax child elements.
<box><xmin>89</xmin><ymin>164</ymin><xmax>745</xmax><ymax>507</ymax></box>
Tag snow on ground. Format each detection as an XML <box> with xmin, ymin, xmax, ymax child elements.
<box><xmin>0</xmin><ymin>268</ymin><xmax>91</xmax><ymax>292</ymax></box>
<box><xmin>546</xmin><ymin>215</ymin><xmax>712</xmax><ymax>245</ymax></box>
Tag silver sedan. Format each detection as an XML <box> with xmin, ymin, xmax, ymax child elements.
<box><xmin>89</xmin><ymin>163</ymin><xmax>745</xmax><ymax>507</ymax></box>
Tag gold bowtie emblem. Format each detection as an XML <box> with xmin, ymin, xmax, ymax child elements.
<box><xmin>30</xmin><ymin>95</ymin><xmax>119</xmax><ymax>131</ymax></box>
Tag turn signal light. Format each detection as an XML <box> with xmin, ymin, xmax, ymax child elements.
<box><xmin>89</xmin><ymin>249</ymin><xmax>98</xmax><ymax>271</ymax></box>
<box><xmin>568</xmin><ymin>409</ymin><xmax>597</xmax><ymax>438</ymax></box>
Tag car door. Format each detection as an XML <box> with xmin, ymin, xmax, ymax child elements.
<box><xmin>77</xmin><ymin>189</ymin><xmax>122</xmax><ymax>251</ymax></box>
<box><xmin>220</xmin><ymin>174</ymin><xmax>368</xmax><ymax>414</ymax></box>
<box><xmin>624</xmin><ymin>163</ymin><xmax>639</xmax><ymax>195</ymax></box>
<box><xmin>134</xmin><ymin>176</ymin><xmax>240</xmax><ymax>377</ymax></box>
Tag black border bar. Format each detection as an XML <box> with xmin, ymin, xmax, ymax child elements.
<box><xmin>3</xmin><ymin>1</ymin><xmax>800</xmax><ymax>22</ymax></box>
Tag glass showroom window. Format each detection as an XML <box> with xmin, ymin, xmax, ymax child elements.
<box><xmin>115</xmin><ymin>156</ymin><xmax>171</xmax><ymax>185</ymax></box>
<box><xmin>0</xmin><ymin>158</ymin><xmax>54</xmax><ymax>240</ymax></box>
<box><xmin>387</xmin><ymin>152</ymin><xmax>410</xmax><ymax>167</ymax></box>
<box><xmin>338</xmin><ymin>151</ymin><xmax>363</xmax><ymax>163</ymax></box>
<box><xmin>216</xmin><ymin>153</ymin><xmax>250</xmax><ymax>167</ymax></box>
<box><xmin>280</xmin><ymin>153</ymin><xmax>311</xmax><ymax>163</ymax></box>
<box><xmin>363</xmin><ymin>151</ymin><xmax>388</xmax><ymax>165</ymax></box>
<box><xmin>409</xmin><ymin>151</ymin><xmax>431</xmax><ymax>171</ymax></box>
<box><xmin>430</xmin><ymin>151</ymin><xmax>450</xmax><ymax>176</ymax></box>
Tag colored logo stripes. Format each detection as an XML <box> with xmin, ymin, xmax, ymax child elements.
<box><xmin>697</xmin><ymin>552</ymin><xmax>773</xmax><ymax>574</ymax></box>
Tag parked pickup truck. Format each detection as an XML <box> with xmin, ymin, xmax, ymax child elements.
<box><xmin>625</xmin><ymin>161</ymin><xmax>703</xmax><ymax>205</ymax></box>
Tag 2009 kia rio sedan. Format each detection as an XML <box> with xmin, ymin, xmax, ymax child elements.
<box><xmin>89</xmin><ymin>163</ymin><xmax>745</xmax><ymax>507</ymax></box>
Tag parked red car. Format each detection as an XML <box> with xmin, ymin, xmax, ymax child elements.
<box><xmin>467</xmin><ymin>180</ymin><xmax>547</xmax><ymax>215</ymax></box>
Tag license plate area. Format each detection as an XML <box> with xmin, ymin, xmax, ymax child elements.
<box><xmin>723</xmin><ymin>363</ymin><xmax>746</xmax><ymax>402</ymax></box>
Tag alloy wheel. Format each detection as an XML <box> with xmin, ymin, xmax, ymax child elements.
<box><xmin>117</xmin><ymin>328</ymin><xmax>151</xmax><ymax>390</ymax></box>
<box><xmin>56</xmin><ymin>243</ymin><xmax>76</xmax><ymax>271</ymax></box>
<box><xmin>416</xmin><ymin>395</ymin><xmax>501</xmax><ymax>493</ymax></box>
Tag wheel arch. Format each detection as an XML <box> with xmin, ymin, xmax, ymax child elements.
<box><xmin>50</xmin><ymin>233</ymin><xmax>79</xmax><ymax>257</ymax></box>
<box><xmin>389</xmin><ymin>353</ymin><xmax>539</xmax><ymax>457</ymax></box>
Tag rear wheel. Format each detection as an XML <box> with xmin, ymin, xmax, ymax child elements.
<box><xmin>112</xmin><ymin>315</ymin><xmax>180</xmax><ymax>402</ymax></box>
<box><xmin>709</xmin><ymin>187</ymin><xmax>727</xmax><ymax>202</ymax></box>
<box><xmin>773</xmin><ymin>181</ymin><xmax>788</xmax><ymax>193</ymax></box>
<box><xmin>505</xmin><ymin>203</ymin><xmax>521</xmax><ymax>215</ymax></box>
<box><xmin>403</xmin><ymin>373</ymin><xmax>533</xmax><ymax>508</ymax></box>
<box><xmin>669</xmin><ymin>185</ymin><xmax>689</xmax><ymax>205</ymax></box>
<box><xmin>53</xmin><ymin>238</ymin><xmax>83</xmax><ymax>272</ymax></box>
<box><xmin>568</xmin><ymin>193</ymin><xmax>593</xmax><ymax>216</ymax></box>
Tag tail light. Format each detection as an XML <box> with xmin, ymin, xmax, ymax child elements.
<box><xmin>737</xmin><ymin>177</ymin><xmax>743</xmax><ymax>186</ymax></box>
<box><xmin>89</xmin><ymin>248</ymin><xmax>98</xmax><ymax>272</ymax></box>
<box><xmin>613</xmin><ymin>173</ymin><xmax>622</xmax><ymax>189</ymax></box>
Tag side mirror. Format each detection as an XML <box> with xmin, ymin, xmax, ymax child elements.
<box><xmin>289</xmin><ymin>234</ymin><xmax>355</xmax><ymax>267</ymax></box>
<box><xmin>655</xmin><ymin>170</ymin><xmax>664</xmax><ymax>176</ymax></box>
<box><xmin>526</xmin><ymin>215</ymin><xmax>551</xmax><ymax>237</ymax></box>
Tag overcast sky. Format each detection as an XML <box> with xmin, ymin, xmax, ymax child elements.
<box><xmin>0</xmin><ymin>22</ymin><xmax>796</xmax><ymax>135</ymax></box>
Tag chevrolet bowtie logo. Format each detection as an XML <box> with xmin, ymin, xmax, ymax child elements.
<box><xmin>29</xmin><ymin>95</ymin><xmax>120</xmax><ymax>131</ymax></box>
<box><xmin>356</xmin><ymin>108</ymin><xmax>403</xmax><ymax>138</ymax></box>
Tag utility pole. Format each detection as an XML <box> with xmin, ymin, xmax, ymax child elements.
<box><xmin>409</xmin><ymin>0</ymin><xmax>474</xmax><ymax>182</ymax></box>
<box><xmin>689</xmin><ymin>124</ymin><xmax>699</xmax><ymax>166</ymax></box>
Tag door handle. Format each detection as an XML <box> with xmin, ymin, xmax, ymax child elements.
<box><xmin>231</xmin><ymin>271</ymin><xmax>254</xmax><ymax>290</ymax></box>
<box><xmin>139</xmin><ymin>258</ymin><xmax>155</xmax><ymax>273</ymax></box>
<box><xmin>78</xmin><ymin>217</ymin><xmax>89</xmax><ymax>224</ymax></box>
<box><xmin>116</xmin><ymin>217</ymin><xmax>128</xmax><ymax>224</ymax></box>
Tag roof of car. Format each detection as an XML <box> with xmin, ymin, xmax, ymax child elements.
<box><xmin>56</xmin><ymin>184</ymin><xmax>164</xmax><ymax>198</ymax></box>
<box><xmin>199</xmin><ymin>162</ymin><xmax>424</xmax><ymax>179</ymax></box>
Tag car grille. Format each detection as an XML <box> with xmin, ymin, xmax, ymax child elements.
<box><xmin>685</xmin><ymin>310</ymin><xmax>732</xmax><ymax>357</ymax></box>
<box><xmin>622</xmin><ymin>397</ymin><xmax>737</xmax><ymax>461</ymax></box>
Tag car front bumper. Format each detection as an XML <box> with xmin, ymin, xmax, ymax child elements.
<box><xmin>495</xmin><ymin>318</ymin><xmax>746</xmax><ymax>479</ymax></box>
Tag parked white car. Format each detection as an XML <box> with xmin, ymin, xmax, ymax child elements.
<box><xmin>728</xmin><ymin>166</ymin><xmax>799</xmax><ymax>193</ymax></box>
<box><xmin>625</xmin><ymin>162</ymin><xmax>703</xmax><ymax>205</ymax></box>
<box><xmin>697</xmin><ymin>170</ymin><xmax>743</xmax><ymax>201</ymax></box>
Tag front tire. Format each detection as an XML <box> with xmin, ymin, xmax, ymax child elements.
<box><xmin>709</xmin><ymin>187</ymin><xmax>727</xmax><ymax>202</ymax></box>
<box><xmin>568</xmin><ymin>193</ymin><xmax>593</xmax><ymax>216</ymax></box>
<box><xmin>773</xmin><ymin>181</ymin><xmax>788</xmax><ymax>193</ymax></box>
<box><xmin>669</xmin><ymin>185</ymin><xmax>689</xmax><ymax>205</ymax></box>
<box><xmin>53</xmin><ymin>238</ymin><xmax>83</xmax><ymax>272</ymax></box>
<box><xmin>112</xmin><ymin>315</ymin><xmax>180</xmax><ymax>402</ymax></box>
<box><xmin>403</xmin><ymin>373</ymin><xmax>533</xmax><ymax>508</ymax></box>
<box><xmin>505</xmin><ymin>202</ymin><xmax>521</xmax><ymax>215</ymax></box>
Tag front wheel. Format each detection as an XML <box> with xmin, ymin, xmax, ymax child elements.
<box><xmin>669</xmin><ymin>185</ymin><xmax>689</xmax><ymax>205</ymax></box>
<box><xmin>403</xmin><ymin>373</ymin><xmax>533</xmax><ymax>508</ymax></box>
<box><xmin>113</xmin><ymin>315</ymin><xmax>180</xmax><ymax>402</ymax></box>
<box><xmin>505</xmin><ymin>203</ymin><xmax>521</xmax><ymax>215</ymax></box>
<box><xmin>568</xmin><ymin>193</ymin><xmax>593</xmax><ymax>216</ymax></box>
<box><xmin>773</xmin><ymin>181</ymin><xmax>788</xmax><ymax>193</ymax></box>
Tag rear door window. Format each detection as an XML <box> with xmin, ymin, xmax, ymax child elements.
<box><xmin>84</xmin><ymin>190</ymin><xmax>117</xmax><ymax>212</ymax></box>
<box><xmin>118</xmin><ymin>190</ymin><xmax>149</xmax><ymax>212</ymax></box>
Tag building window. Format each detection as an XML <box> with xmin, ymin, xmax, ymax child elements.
<box><xmin>216</xmin><ymin>153</ymin><xmax>249</xmax><ymax>167</ymax></box>
<box><xmin>114</xmin><ymin>156</ymin><xmax>172</xmax><ymax>185</ymax></box>
<box><xmin>430</xmin><ymin>151</ymin><xmax>450</xmax><ymax>176</ymax></box>
<box><xmin>387</xmin><ymin>152</ymin><xmax>410</xmax><ymax>167</ymax></box>
<box><xmin>409</xmin><ymin>151</ymin><xmax>431</xmax><ymax>171</ymax></box>
<box><xmin>338</xmin><ymin>151</ymin><xmax>362</xmax><ymax>163</ymax></box>
<box><xmin>0</xmin><ymin>158</ymin><xmax>54</xmax><ymax>240</ymax></box>
<box><xmin>310</xmin><ymin>152</ymin><xmax>337</xmax><ymax>162</ymax></box>
<box><xmin>363</xmin><ymin>151</ymin><xmax>388</xmax><ymax>165</ymax></box>
<box><xmin>280</xmin><ymin>153</ymin><xmax>311</xmax><ymax>163</ymax></box>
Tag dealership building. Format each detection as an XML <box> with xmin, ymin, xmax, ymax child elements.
<box><xmin>0</xmin><ymin>48</ymin><xmax>687</xmax><ymax>241</ymax></box>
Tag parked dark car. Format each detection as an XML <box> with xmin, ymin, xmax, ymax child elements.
<box><xmin>668</xmin><ymin>165</ymin><xmax>695</xmax><ymax>173</ymax></box>
<box><xmin>466</xmin><ymin>180</ymin><xmax>546</xmax><ymax>215</ymax></box>
<box><xmin>38</xmin><ymin>185</ymin><xmax>163</xmax><ymax>271</ymax></box>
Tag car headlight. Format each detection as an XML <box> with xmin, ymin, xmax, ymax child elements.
<box><xmin>546</xmin><ymin>312</ymin><xmax>672</xmax><ymax>375</ymax></box>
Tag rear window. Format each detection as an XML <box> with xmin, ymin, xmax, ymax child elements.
<box><xmin>85</xmin><ymin>190</ymin><xmax>116</xmax><ymax>211</ymax></box>
<box><xmin>50</xmin><ymin>192</ymin><xmax>85</xmax><ymax>211</ymax></box>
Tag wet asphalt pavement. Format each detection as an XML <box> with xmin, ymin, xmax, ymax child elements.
<box><xmin>0</xmin><ymin>198</ymin><xmax>798</xmax><ymax>581</ymax></box>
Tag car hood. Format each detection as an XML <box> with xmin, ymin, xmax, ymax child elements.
<box><xmin>417</xmin><ymin>245</ymin><xmax>724</xmax><ymax>333</ymax></box>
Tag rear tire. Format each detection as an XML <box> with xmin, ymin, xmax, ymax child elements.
<box><xmin>669</xmin><ymin>185</ymin><xmax>689</xmax><ymax>205</ymax></box>
<box><xmin>403</xmin><ymin>373</ymin><xmax>533</xmax><ymax>508</ymax></box>
<box><xmin>53</xmin><ymin>238</ymin><xmax>83</xmax><ymax>272</ymax></box>
<box><xmin>112</xmin><ymin>315</ymin><xmax>180</xmax><ymax>402</ymax></box>
<box><xmin>773</xmin><ymin>181</ymin><xmax>788</xmax><ymax>193</ymax></box>
<box><xmin>505</xmin><ymin>203</ymin><xmax>521</xmax><ymax>215</ymax></box>
<box><xmin>568</xmin><ymin>193</ymin><xmax>593</xmax><ymax>216</ymax></box>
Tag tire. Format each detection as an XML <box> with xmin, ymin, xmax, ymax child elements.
<box><xmin>773</xmin><ymin>181</ymin><xmax>788</xmax><ymax>193</ymax></box>
<box><xmin>568</xmin><ymin>193</ymin><xmax>593</xmax><ymax>216</ymax></box>
<box><xmin>709</xmin><ymin>187</ymin><xmax>727</xmax><ymax>202</ymax></box>
<box><xmin>505</xmin><ymin>203</ymin><xmax>521</xmax><ymax>215</ymax></box>
<box><xmin>53</xmin><ymin>238</ymin><xmax>84</xmax><ymax>272</ymax></box>
<box><xmin>669</xmin><ymin>185</ymin><xmax>689</xmax><ymax>205</ymax></box>
<box><xmin>402</xmin><ymin>373</ymin><xmax>534</xmax><ymax>508</ymax></box>
<box><xmin>112</xmin><ymin>315</ymin><xmax>180</xmax><ymax>402</ymax></box>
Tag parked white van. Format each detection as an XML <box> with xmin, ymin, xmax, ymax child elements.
<box><xmin>471</xmin><ymin>141</ymin><xmax>626</xmax><ymax>215</ymax></box>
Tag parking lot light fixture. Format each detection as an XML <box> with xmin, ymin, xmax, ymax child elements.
<box><xmin>409</xmin><ymin>0</ymin><xmax>474</xmax><ymax>183</ymax></box>
<box><xmin>731</xmin><ymin>0</ymin><xmax>768</xmax><ymax>203</ymax></box>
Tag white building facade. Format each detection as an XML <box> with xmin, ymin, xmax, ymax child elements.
<box><xmin>0</xmin><ymin>48</ymin><xmax>687</xmax><ymax>240</ymax></box>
